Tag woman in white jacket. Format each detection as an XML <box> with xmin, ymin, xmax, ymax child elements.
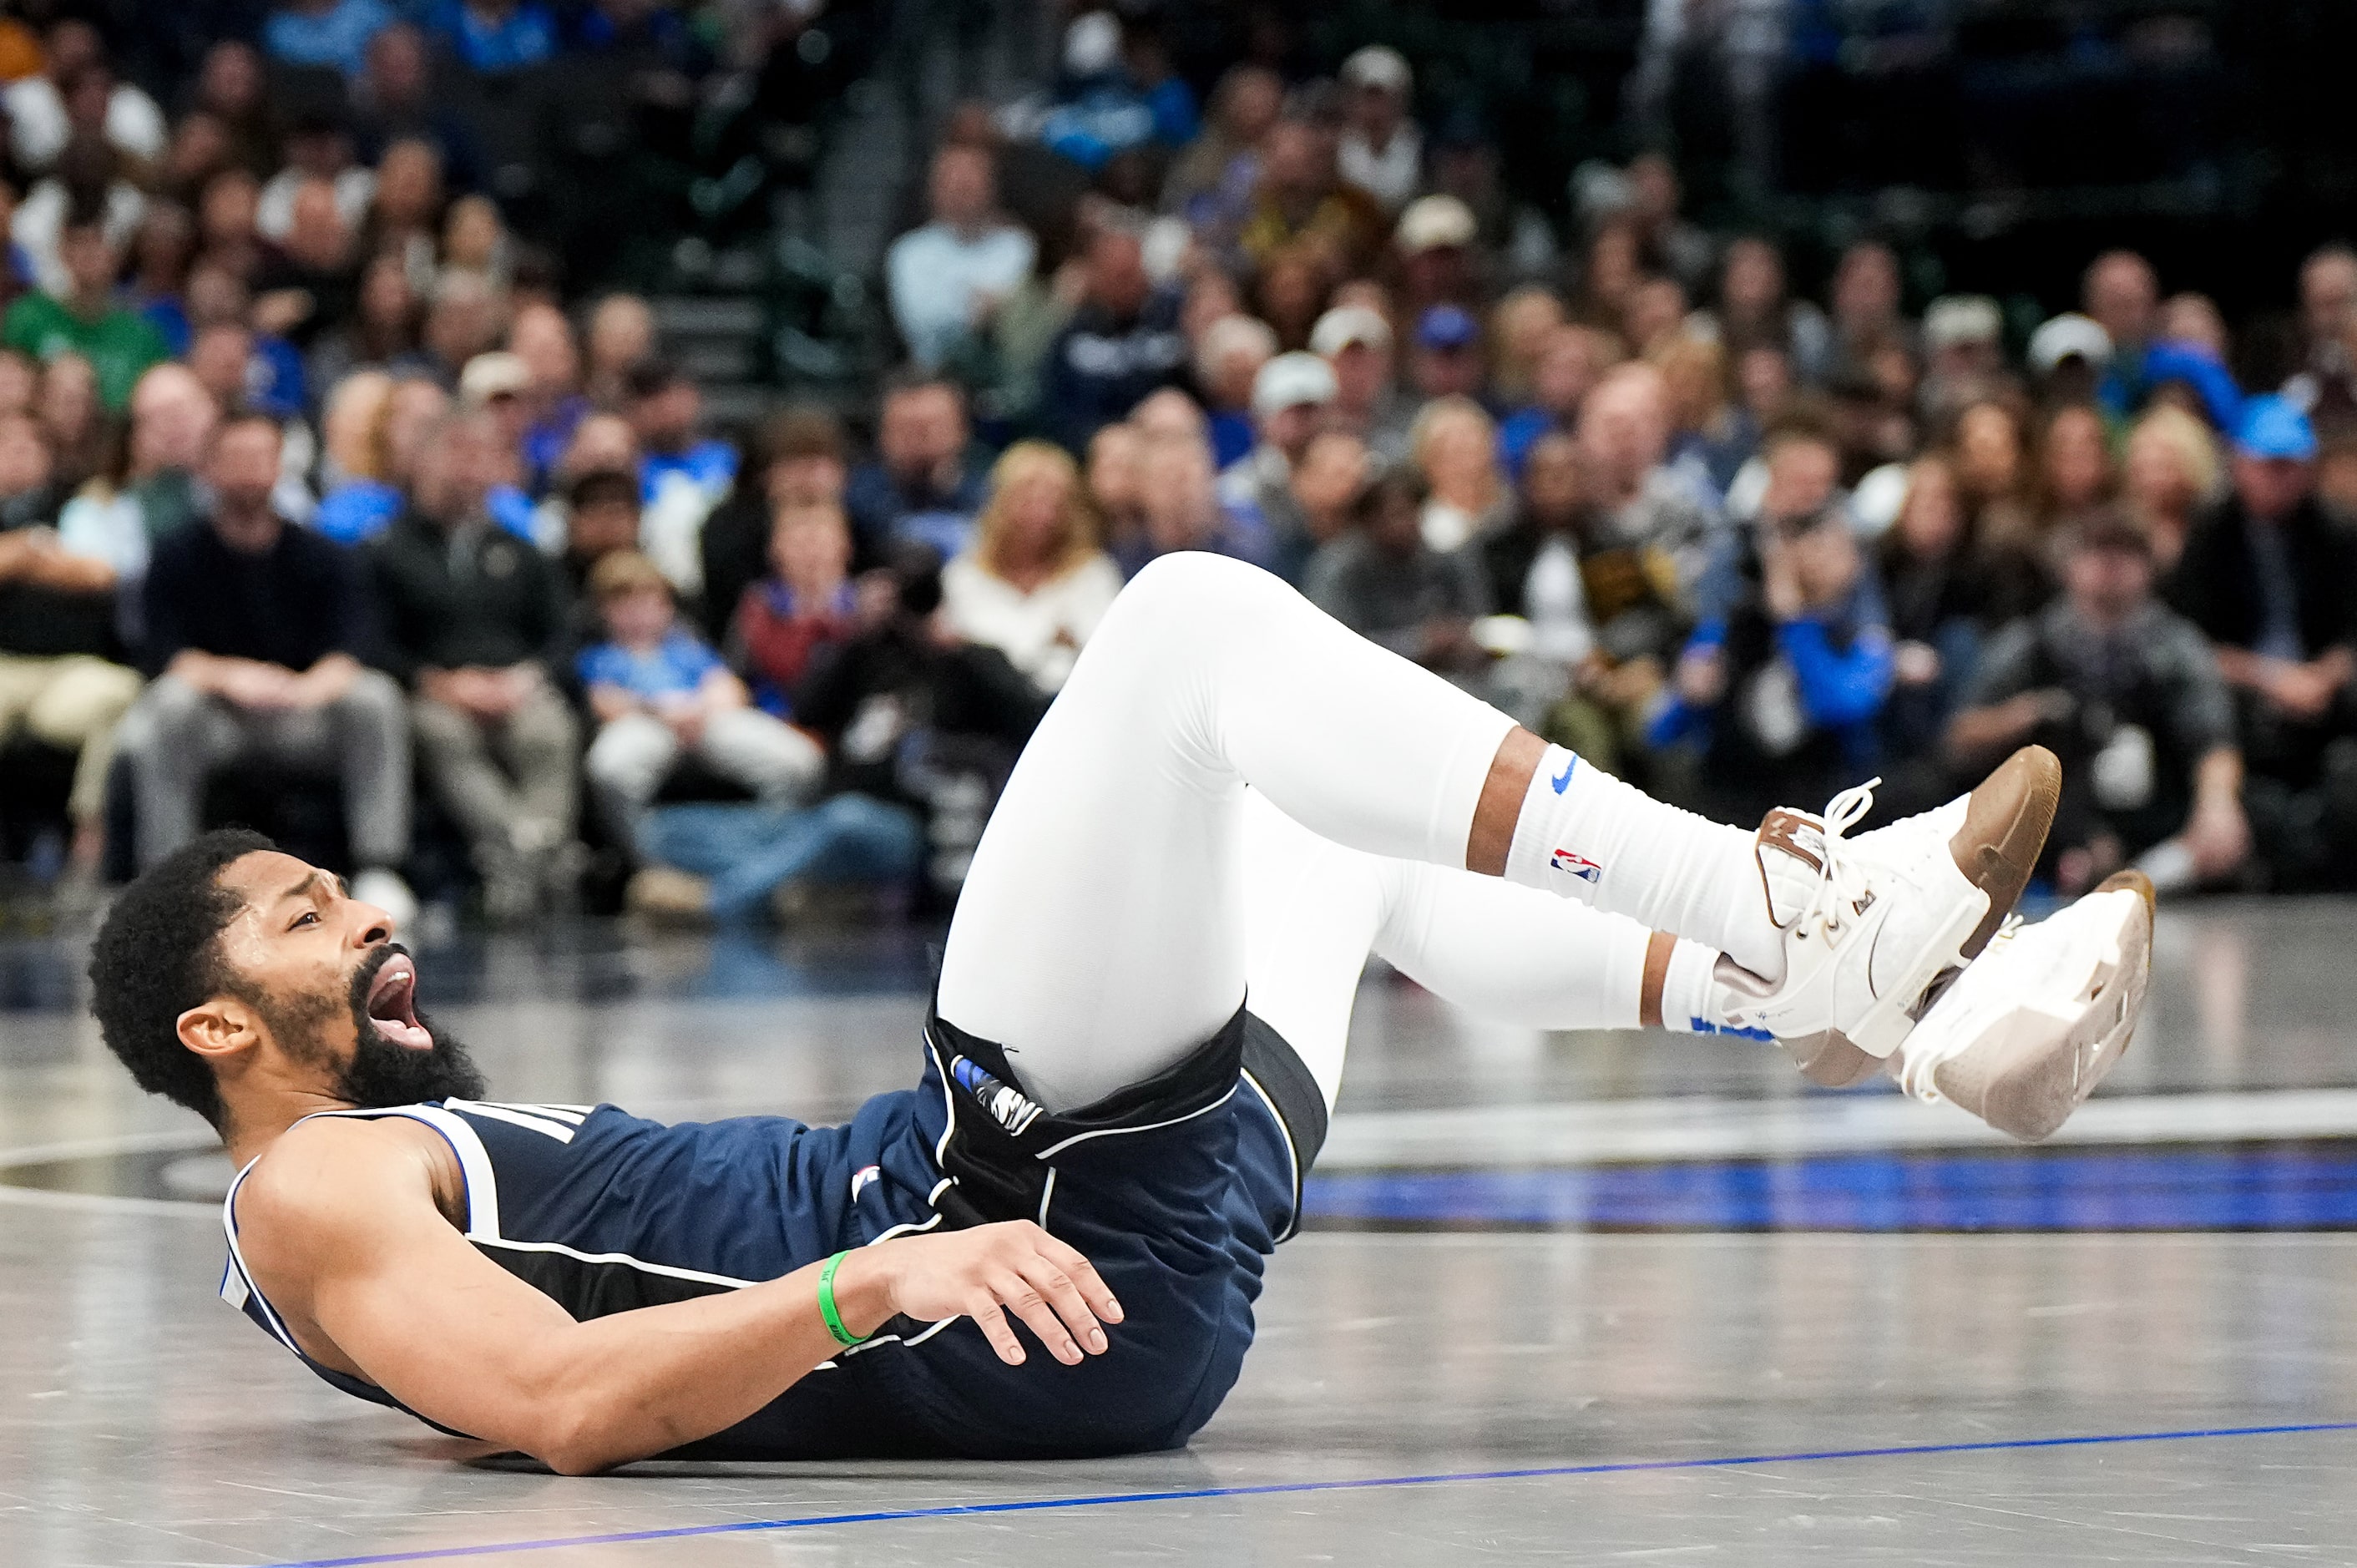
<box><xmin>943</xmin><ymin>441</ymin><xmax>1125</xmax><ymax>694</ymax></box>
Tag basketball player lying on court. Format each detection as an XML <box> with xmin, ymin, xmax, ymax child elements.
<box><xmin>90</xmin><ymin>554</ymin><xmax>2154</xmax><ymax>1475</ymax></box>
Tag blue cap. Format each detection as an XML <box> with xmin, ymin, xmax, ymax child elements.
<box><xmin>1415</xmin><ymin>304</ymin><xmax>1479</xmax><ymax>352</ymax></box>
<box><xmin>2234</xmin><ymin>394</ymin><xmax>2317</xmax><ymax>461</ymax></box>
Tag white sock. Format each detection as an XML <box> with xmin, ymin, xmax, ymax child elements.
<box><xmin>1503</xmin><ymin>745</ymin><xmax>1786</xmax><ymax>981</ymax></box>
<box><xmin>1658</xmin><ymin>938</ymin><xmax>1778</xmax><ymax>1040</ymax></box>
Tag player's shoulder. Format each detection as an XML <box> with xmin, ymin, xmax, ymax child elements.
<box><xmin>239</xmin><ymin>1113</ymin><xmax>451</xmax><ymax>1233</ymax></box>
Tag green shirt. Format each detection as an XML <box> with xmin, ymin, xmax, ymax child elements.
<box><xmin>2</xmin><ymin>291</ymin><xmax>169</xmax><ymax>411</ymax></box>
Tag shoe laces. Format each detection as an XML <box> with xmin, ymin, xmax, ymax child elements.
<box><xmin>1895</xmin><ymin>914</ymin><xmax>2024</xmax><ymax>1102</ymax></box>
<box><xmin>1792</xmin><ymin>777</ymin><xmax>1880</xmax><ymax>943</ymax></box>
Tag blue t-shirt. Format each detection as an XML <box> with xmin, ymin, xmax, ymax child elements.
<box><xmin>264</xmin><ymin>0</ymin><xmax>395</xmax><ymax>75</ymax></box>
<box><xmin>312</xmin><ymin>479</ymin><xmax>404</xmax><ymax>545</ymax></box>
<box><xmin>577</xmin><ymin>627</ymin><xmax>724</xmax><ymax>701</ymax></box>
<box><xmin>431</xmin><ymin>0</ymin><xmax>559</xmax><ymax>72</ymax></box>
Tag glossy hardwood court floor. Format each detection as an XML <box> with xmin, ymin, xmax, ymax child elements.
<box><xmin>5</xmin><ymin>898</ymin><xmax>2356</xmax><ymax>1566</ymax></box>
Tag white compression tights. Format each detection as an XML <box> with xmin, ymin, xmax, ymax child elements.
<box><xmin>935</xmin><ymin>553</ymin><xmax>1712</xmax><ymax>1115</ymax></box>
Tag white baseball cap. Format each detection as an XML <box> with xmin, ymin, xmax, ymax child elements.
<box><xmin>1252</xmin><ymin>352</ymin><xmax>1339</xmax><ymax>417</ymax></box>
<box><xmin>1395</xmin><ymin>194</ymin><xmax>1477</xmax><ymax>256</ymax></box>
<box><xmin>1340</xmin><ymin>44</ymin><xmax>1412</xmax><ymax>97</ymax></box>
<box><xmin>1310</xmin><ymin>304</ymin><xmax>1393</xmax><ymax>357</ymax></box>
<box><xmin>2027</xmin><ymin>312</ymin><xmax>2114</xmax><ymax>374</ymax></box>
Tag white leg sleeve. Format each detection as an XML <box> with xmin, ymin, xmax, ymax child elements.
<box><xmin>1240</xmin><ymin>792</ymin><xmax>1655</xmax><ymax>1111</ymax></box>
<box><xmin>937</xmin><ymin>554</ymin><xmax>1515</xmax><ymax>1112</ymax></box>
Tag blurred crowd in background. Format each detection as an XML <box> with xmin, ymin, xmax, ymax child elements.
<box><xmin>3</xmin><ymin>0</ymin><xmax>2357</xmax><ymax>935</ymax></box>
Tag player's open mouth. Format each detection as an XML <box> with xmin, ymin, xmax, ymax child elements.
<box><xmin>363</xmin><ymin>955</ymin><xmax>432</xmax><ymax>1050</ymax></box>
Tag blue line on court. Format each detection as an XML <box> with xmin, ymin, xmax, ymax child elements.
<box><xmin>1303</xmin><ymin>1145</ymin><xmax>2357</xmax><ymax>1231</ymax></box>
<box><xmin>262</xmin><ymin>1419</ymin><xmax>2357</xmax><ymax>1567</ymax></box>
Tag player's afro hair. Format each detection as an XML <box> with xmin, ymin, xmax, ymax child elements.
<box><xmin>87</xmin><ymin>828</ymin><xmax>277</xmax><ymax>1130</ymax></box>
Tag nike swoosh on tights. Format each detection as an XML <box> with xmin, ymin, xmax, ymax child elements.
<box><xmin>1550</xmin><ymin>759</ymin><xmax>1576</xmax><ymax>794</ymax></box>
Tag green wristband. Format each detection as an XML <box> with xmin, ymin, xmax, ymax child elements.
<box><xmin>817</xmin><ymin>1250</ymin><xmax>867</xmax><ymax>1348</ymax></box>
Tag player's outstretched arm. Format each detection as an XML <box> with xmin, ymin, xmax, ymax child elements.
<box><xmin>235</xmin><ymin>1119</ymin><xmax>1120</xmax><ymax>1474</ymax></box>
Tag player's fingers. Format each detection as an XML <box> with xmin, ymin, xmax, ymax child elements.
<box><xmin>991</xmin><ymin>1271</ymin><xmax>1084</xmax><ymax>1364</ymax></box>
<box><xmin>1014</xmin><ymin>1255</ymin><xmax>1106</xmax><ymax>1355</ymax></box>
<box><xmin>968</xmin><ymin>1294</ymin><xmax>1024</xmax><ymax>1365</ymax></box>
<box><xmin>1034</xmin><ymin>1233</ymin><xmax>1123</xmax><ymax>1323</ymax></box>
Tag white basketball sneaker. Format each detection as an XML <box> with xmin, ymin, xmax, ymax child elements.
<box><xmin>1891</xmin><ymin>871</ymin><xmax>2154</xmax><ymax>1142</ymax></box>
<box><xmin>1722</xmin><ymin>746</ymin><xmax>2061</xmax><ymax>1070</ymax></box>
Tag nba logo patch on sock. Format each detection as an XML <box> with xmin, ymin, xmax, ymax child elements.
<box><xmin>1549</xmin><ymin>847</ymin><xmax>1602</xmax><ymax>883</ymax></box>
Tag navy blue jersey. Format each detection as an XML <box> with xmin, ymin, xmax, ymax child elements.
<box><xmin>220</xmin><ymin>1011</ymin><xmax>1323</xmax><ymax>1460</ymax></box>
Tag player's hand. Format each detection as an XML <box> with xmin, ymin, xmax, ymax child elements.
<box><xmin>874</xmin><ymin>1221</ymin><xmax>1121</xmax><ymax>1368</ymax></box>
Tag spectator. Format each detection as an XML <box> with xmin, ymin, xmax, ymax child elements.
<box><xmin>311</xmin><ymin>367</ymin><xmax>393</xmax><ymax>524</ymax></box>
<box><xmin>1162</xmin><ymin>64</ymin><xmax>1281</xmax><ymax>229</ymax></box>
<box><xmin>429</xmin><ymin>0</ymin><xmax>559</xmax><ymax>75</ymax></box>
<box><xmin>1312</xmin><ymin>303</ymin><xmax>1412</xmax><ymax>463</ymax></box>
<box><xmin>1287</xmin><ymin>428</ymin><xmax>1370</xmax><ymax>574</ymax></box>
<box><xmin>627</xmin><ymin>359</ymin><xmax>736</xmax><ymax>597</ymax></box>
<box><xmin>2166</xmin><ymin>396</ymin><xmax>2357</xmax><ymax>886</ymax></box>
<box><xmin>578</xmin><ymin>549</ymin><xmax>823</xmax><ymax>842</ymax></box>
<box><xmin>370</xmin><ymin>408</ymin><xmax>577</xmax><ymax>921</ymax></box>
<box><xmin>532</xmin><ymin>407</ymin><xmax>640</xmax><ymax>554</ymax></box>
<box><xmin>266</xmin><ymin>0</ymin><xmax>399</xmax><ymax>78</ymax></box>
<box><xmin>733</xmin><ymin>501</ymin><xmax>858</xmax><ymax>717</ymax></box>
<box><xmin>1336</xmin><ymin>47</ymin><xmax>1422</xmax><ymax>215</ymax></box>
<box><xmin>0</xmin><ymin>410</ymin><xmax>138</xmax><ymax>874</ymax></box>
<box><xmin>1303</xmin><ymin>468</ymin><xmax>1490</xmax><ymax>680</ymax></box>
<box><xmin>2285</xmin><ymin>243</ymin><xmax>2357</xmax><ymax>427</ymax></box>
<box><xmin>314</xmin><ymin>373</ymin><xmax>444</xmax><ymax>544</ymax></box>
<box><xmin>1084</xmin><ymin>420</ymin><xmax>1148</xmax><ymax>574</ymax></box>
<box><xmin>1487</xmin><ymin>286</ymin><xmax>1567</xmax><ymax>409</ymax></box>
<box><xmin>506</xmin><ymin>300</ymin><xmax>587</xmax><ymax>493</ymax></box>
<box><xmin>1825</xmin><ymin>240</ymin><xmax>1911</xmax><ymax>384</ymax></box>
<box><xmin>189</xmin><ymin>40</ymin><xmax>281</xmax><ymax>180</ymax></box>
<box><xmin>1410</xmin><ymin>395</ymin><xmax>1509</xmax><ymax>552</ymax></box>
<box><xmin>1408</xmin><ymin>304</ymin><xmax>1486</xmax><ymax>404</ymax></box>
<box><xmin>583</xmin><ymin>291</ymin><xmax>655</xmax><ymax>408</ymax></box>
<box><xmin>1499</xmin><ymin>322</ymin><xmax>1614</xmax><ymax>478</ymax></box>
<box><xmin>51</xmin><ymin>364</ymin><xmax>218</xmax><ymax>600</ymax></box>
<box><xmin>1216</xmin><ymin>350</ymin><xmax>1335</xmax><ymax>582</ymax></box>
<box><xmin>1695</xmin><ymin>235</ymin><xmax>1830</xmax><ymax>386</ymax></box>
<box><xmin>845</xmin><ymin>373</ymin><xmax>989</xmax><ymax>568</ymax></box>
<box><xmin>943</xmin><ymin>441</ymin><xmax>1124</xmax><ymax>694</ymax></box>
<box><xmin>1476</xmin><ymin>431</ymin><xmax>1616</xmax><ymax>760</ymax></box>
<box><xmin>1036</xmin><ymin>225</ymin><xmax>1186</xmax><ymax>455</ymax></box>
<box><xmin>1876</xmin><ymin>453</ymin><xmax>1994</xmax><ymax>773</ymax></box>
<box><xmin>1396</xmin><ymin>195</ymin><xmax>1484</xmax><ymax>320</ymax></box>
<box><xmin>1579</xmin><ymin>361</ymin><xmax>1719</xmax><ymax>604</ymax></box>
<box><xmin>1917</xmin><ymin>295</ymin><xmax>2005</xmax><ymax>418</ymax></box>
<box><xmin>15</xmin><ymin>134</ymin><xmax>148</xmax><ymax>287</ymax></box>
<box><xmin>1954</xmin><ymin>513</ymin><xmax>2247</xmax><ymax>896</ymax></box>
<box><xmin>1237</xmin><ymin>118</ymin><xmax>1387</xmax><ymax>276</ymax></box>
<box><xmin>253</xmin><ymin>177</ymin><xmax>361</xmax><ymax>347</ymax></box>
<box><xmin>1619</xmin><ymin>275</ymin><xmax>1689</xmax><ymax>360</ymax></box>
<box><xmin>197</xmin><ymin>166</ymin><xmax>266</xmax><ymax>282</ymax></box>
<box><xmin>1193</xmin><ymin>313</ymin><xmax>1277</xmax><ymax>471</ymax></box>
<box><xmin>357</xmin><ymin>137</ymin><xmax>444</xmax><ymax>290</ymax></box>
<box><xmin>1568</xmin><ymin>220</ymin><xmax>1642</xmax><ymax>334</ymax></box>
<box><xmin>259</xmin><ymin>107</ymin><xmax>372</xmax><ymax>241</ymax></box>
<box><xmin>118</xmin><ymin>415</ymin><xmax>414</xmax><ymax>918</ymax></box>
<box><xmin>2031</xmin><ymin>402</ymin><xmax>2118</xmax><ymax>540</ymax></box>
<box><xmin>2122</xmin><ymin>403</ymin><xmax>2222</xmax><ymax>574</ymax></box>
<box><xmin>418</xmin><ymin>267</ymin><xmax>506</xmax><ymax>389</ymax></box>
<box><xmin>1654</xmin><ymin>331</ymin><xmax>1755</xmax><ymax>498</ymax></box>
<box><xmin>440</xmin><ymin>194</ymin><xmax>508</xmax><ymax>291</ymax></box>
<box><xmin>1134</xmin><ymin>427</ymin><xmax>1272</xmax><ymax>572</ymax></box>
<box><xmin>37</xmin><ymin>352</ymin><xmax>104</xmax><ymax>493</ymax></box>
<box><xmin>5</xmin><ymin>21</ymin><xmax>165</xmax><ymax>172</ymax></box>
<box><xmin>1252</xmin><ymin>241</ymin><xmax>1331</xmax><ymax>354</ymax></box>
<box><xmin>306</xmin><ymin>251</ymin><xmax>424</xmax><ymax>392</ymax></box>
<box><xmin>3</xmin><ymin>204</ymin><xmax>167</xmax><ymax>411</ymax></box>
<box><xmin>886</xmin><ymin>143</ymin><xmax>1036</xmax><ymax>375</ymax></box>
<box><xmin>347</xmin><ymin>23</ymin><xmax>483</xmax><ymax>189</ymax></box>
<box><xmin>2085</xmin><ymin>250</ymin><xmax>2161</xmax><ymax>419</ymax></box>
<box><xmin>697</xmin><ymin>404</ymin><xmax>846</xmax><ymax>644</ymax></box>
<box><xmin>1652</xmin><ymin>505</ymin><xmax>1894</xmax><ymax>827</ymax></box>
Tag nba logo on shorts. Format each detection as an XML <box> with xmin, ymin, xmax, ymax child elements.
<box><xmin>1550</xmin><ymin>847</ymin><xmax>1602</xmax><ymax>883</ymax></box>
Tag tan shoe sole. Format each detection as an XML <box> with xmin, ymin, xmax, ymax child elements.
<box><xmin>1782</xmin><ymin>746</ymin><xmax>2062</xmax><ymax>1088</ymax></box>
<box><xmin>1932</xmin><ymin>869</ymin><xmax>2153</xmax><ymax>1142</ymax></box>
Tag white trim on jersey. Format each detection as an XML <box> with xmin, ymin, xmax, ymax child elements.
<box><xmin>1031</xmin><ymin>1082</ymin><xmax>1238</xmax><ymax>1159</ymax></box>
<box><xmin>445</xmin><ymin>1100</ymin><xmax>579</xmax><ymax>1145</ymax></box>
<box><xmin>471</xmin><ymin>1236</ymin><xmax>759</xmax><ymax>1291</ymax></box>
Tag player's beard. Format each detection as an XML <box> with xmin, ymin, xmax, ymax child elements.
<box><xmin>254</xmin><ymin>946</ymin><xmax>488</xmax><ymax>1109</ymax></box>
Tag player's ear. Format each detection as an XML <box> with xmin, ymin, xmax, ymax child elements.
<box><xmin>178</xmin><ymin>994</ymin><xmax>264</xmax><ymax>1065</ymax></box>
